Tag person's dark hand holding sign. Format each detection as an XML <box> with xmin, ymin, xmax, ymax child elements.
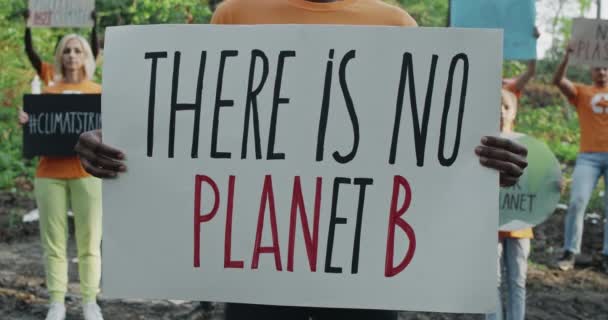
<box><xmin>74</xmin><ymin>129</ymin><xmax>126</xmax><ymax>178</ymax></box>
<box><xmin>76</xmin><ymin>129</ymin><xmax>527</xmax><ymax>186</ymax></box>
<box><xmin>476</xmin><ymin>136</ymin><xmax>527</xmax><ymax>187</ymax></box>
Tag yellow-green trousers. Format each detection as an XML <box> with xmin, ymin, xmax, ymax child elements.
<box><xmin>34</xmin><ymin>177</ymin><xmax>102</xmax><ymax>303</ymax></box>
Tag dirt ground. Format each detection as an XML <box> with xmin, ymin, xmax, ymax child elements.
<box><xmin>1</xmin><ymin>191</ymin><xmax>607</xmax><ymax>320</ymax></box>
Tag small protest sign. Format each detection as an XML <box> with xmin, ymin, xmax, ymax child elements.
<box><xmin>499</xmin><ymin>133</ymin><xmax>561</xmax><ymax>231</ymax></box>
<box><xmin>28</xmin><ymin>0</ymin><xmax>95</xmax><ymax>28</ymax></box>
<box><xmin>450</xmin><ymin>0</ymin><xmax>537</xmax><ymax>60</ymax></box>
<box><xmin>571</xmin><ymin>18</ymin><xmax>608</xmax><ymax>67</ymax></box>
<box><xmin>23</xmin><ymin>94</ymin><xmax>101</xmax><ymax>158</ymax></box>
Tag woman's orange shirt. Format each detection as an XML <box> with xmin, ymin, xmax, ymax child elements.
<box><xmin>36</xmin><ymin>80</ymin><xmax>101</xmax><ymax>179</ymax></box>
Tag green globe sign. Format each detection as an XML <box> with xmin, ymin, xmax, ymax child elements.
<box><xmin>499</xmin><ymin>132</ymin><xmax>562</xmax><ymax>231</ymax></box>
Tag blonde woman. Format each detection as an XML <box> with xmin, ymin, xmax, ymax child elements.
<box><xmin>19</xmin><ymin>34</ymin><xmax>104</xmax><ymax>320</ymax></box>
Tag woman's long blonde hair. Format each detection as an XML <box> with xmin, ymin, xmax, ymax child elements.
<box><xmin>53</xmin><ymin>34</ymin><xmax>96</xmax><ymax>81</ymax></box>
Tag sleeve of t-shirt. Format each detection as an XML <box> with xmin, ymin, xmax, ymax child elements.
<box><xmin>210</xmin><ymin>0</ymin><xmax>233</xmax><ymax>25</ymax></box>
<box><xmin>42</xmin><ymin>84</ymin><xmax>54</xmax><ymax>94</ymax></box>
<box><xmin>399</xmin><ymin>13</ymin><xmax>418</xmax><ymax>26</ymax></box>
<box><xmin>503</xmin><ymin>81</ymin><xmax>522</xmax><ymax>99</ymax></box>
<box><xmin>567</xmin><ymin>83</ymin><xmax>581</xmax><ymax>107</ymax></box>
<box><xmin>393</xmin><ymin>8</ymin><xmax>418</xmax><ymax>26</ymax></box>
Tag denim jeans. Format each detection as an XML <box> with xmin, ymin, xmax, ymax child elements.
<box><xmin>563</xmin><ymin>153</ymin><xmax>608</xmax><ymax>255</ymax></box>
<box><xmin>486</xmin><ymin>238</ymin><xmax>530</xmax><ymax>320</ymax></box>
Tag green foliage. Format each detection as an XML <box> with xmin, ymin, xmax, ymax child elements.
<box><xmin>516</xmin><ymin>102</ymin><xmax>579</xmax><ymax>164</ymax></box>
<box><xmin>577</xmin><ymin>0</ymin><xmax>593</xmax><ymax>14</ymax></box>
<box><xmin>0</xmin><ymin>1</ymin><xmax>37</xmax><ymax>191</ymax></box>
<box><xmin>382</xmin><ymin>0</ymin><xmax>448</xmax><ymax>27</ymax></box>
<box><xmin>0</xmin><ymin>1</ymin><xmax>27</xmax><ymax>22</ymax></box>
<box><xmin>0</xmin><ymin>107</ymin><xmax>36</xmax><ymax>190</ymax></box>
<box><xmin>96</xmin><ymin>0</ymin><xmax>213</xmax><ymax>28</ymax></box>
<box><xmin>399</xmin><ymin>0</ymin><xmax>448</xmax><ymax>27</ymax></box>
<box><xmin>503</xmin><ymin>61</ymin><xmax>526</xmax><ymax>79</ymax></box>
<box><xmin>535</xmin><ymin>59</ymin><xmax>590</xmax><ymax>85</ymax></box>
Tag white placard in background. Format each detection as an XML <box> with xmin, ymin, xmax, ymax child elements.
<box><xmin>571</xmin><ymin>18</ymin><xmax>608</xmax><ymax>67</ymax></box>
<box><xmin>28</xmin><ymin>0</ymin><xmax>94</xmax><ymax>28</ymax></box>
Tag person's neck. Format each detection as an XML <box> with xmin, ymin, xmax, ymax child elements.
<box><xmin>595</xmin><ymin>81</ymin><xmax>608</xmax><ymax>88</ymax></box>
<box><xmin>63</xmin><ymin>69</ymin><xmax>83</xmax><ymax>84</ymax></box>
<box><xmin>501</xmin><ymin>123</ymin><xmax>513</xmax><ymax>134</ymax></box>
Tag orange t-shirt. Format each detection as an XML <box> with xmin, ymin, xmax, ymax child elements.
<box><xmin>569</xmin><ymin>83</ymin><xmax>608</xmax><ymax>153</ymax></box>
<box><xmin>503</xmin><ymin>79</ymin><xmax>522</xmax><ymax>99</ymax></box>
<box><xmin>211</xmin><ymin>0</ymin><xmax>417</xmax><ymax>26</ymax></box>
<box><xmin>500</xmin><ymin>82</ymin><xmax>533</xmax><ymax>239</ymax></box>
<box><xmin>38</xmin><ymin>62</ymin><xmax>55</xmax><ymax>86</ymax></box>
<box><xmin>36</xmin><ymin>80</ymin><xmax>102</xmax><ymax>179</ymax></box>
<box><xmin>499</xmin><ymin>228</ymin><xmax>533</xmax><ymax>239</ymax></box>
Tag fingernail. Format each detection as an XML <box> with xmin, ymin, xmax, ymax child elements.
<box><xmin>119</xmin><ymin>165</ymin><xmax>126</xmax><ymax>171</ymax></box>
<box><xmin>481</xmin><ymin>137</ymin><xmax>488</xmax><ymax>144</ymax></box>
<box><xmin>479</xmin><ymin>157</ymin><xmax>487</xmax><ymax>163</ymax></box>
<box><xmin>475</xmin><ymin>147</ymin><xmax>482</xmax><ymax>154</ymax></box>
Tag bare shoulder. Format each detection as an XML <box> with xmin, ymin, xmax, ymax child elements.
<box><xmin>214</xmin><ymin>0</ymin><xmax>241</xmax><ymax>12</ymax></box>
<box><xmin>212</xmin><ymin>0</ymin><xmax>253</xmax><ymax>19</ymax></box>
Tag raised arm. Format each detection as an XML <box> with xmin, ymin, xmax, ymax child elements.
<box><xmin>512</xmin><ymin>60</ymin><xmax>536</xmax><ymax>92</ymax></box>
<box><xmin>552</xmin><ymin>44</ymin><xmax>577</xmax><ymax>101</ymax></box>
<box><xmin>23</xmin><ymin>10</ymin><xmax>43</xmax><ymax>74</ymax></box>
<box><xmin>90</xmin><ymin>10</ymin><xmax>100</xmax><ymax>60</ymax></box>
<box><xmin>511</xmin><ymin>27</ymin><xmax>540</xmax><ymax>92</ymax></box>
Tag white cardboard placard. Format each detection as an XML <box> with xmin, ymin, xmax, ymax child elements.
<box><xmin>28</xmin><ymin>0</ymin><xmax>94</xmax><ymax>28</ymax></box>
<box><xmin>571</xmin><ymin>18</ymin><xmax>608</xmax><ymax>67</ymax></box>
<box><xmin>101</xmin><ymin>25</ymin><xmax>501</xmax><ymax>313</ymax></box>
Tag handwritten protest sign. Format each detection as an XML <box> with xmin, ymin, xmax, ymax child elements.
<box><xmin>101</xmin><ymin>25</ymin><xmax>501</xmax><ymax>313</ymax></box>
<box><xmin>450</xmin><ymin>0</ymin><xmax>537</xmax><ymax>60</ymax></box>
<box><xmin>571</xmin><ymin>18</ymin><xmax>608</xmax><ymax>67</ymax></box>
<box><xmin>28</xmin><ymin>0</ymin><xmax>94</xmax><ymax>28</ymax></box>
<box><xmin>22</xmin><ymin>94</ymin><xmax>101</xmax><ymax>158</ymax></box>
<box><xmin>499</xmin><ymin>133</ymin><xmax>561</xmax><ymax>231</ymax></box>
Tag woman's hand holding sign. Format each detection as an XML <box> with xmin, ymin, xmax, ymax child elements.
<box><xmin>76</xmin><ymin>130</ymin><xmax>527</xmax><ymax>186</ymax></box>
<box><xmin>18</xmin><ymin>110</ymin><xmax>29</xmax><ymax>125</ymax></box>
